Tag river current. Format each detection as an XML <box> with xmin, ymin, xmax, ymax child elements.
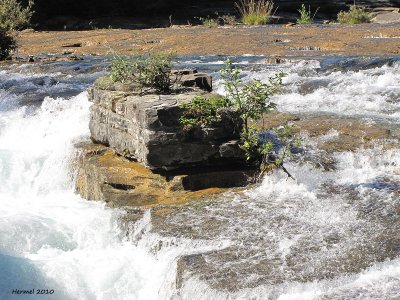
<box><xmin>0</xmin><ymin>56</ymin><xmax>399</xmax><ymax>299</ymax></box>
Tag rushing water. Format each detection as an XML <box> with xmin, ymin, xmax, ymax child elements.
<box><xmin>0</xmin><ymin>56</ymin><xmax>399</xmax><ymax>300</ymax></box>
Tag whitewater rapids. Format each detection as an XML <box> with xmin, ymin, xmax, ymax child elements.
<box><xmin>0</xmin><ymin>56</ymin><xmax>399</xmax><ymax>299</ymax></box>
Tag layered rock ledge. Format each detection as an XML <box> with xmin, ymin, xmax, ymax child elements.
<box><xmin>75</xmin><ymin>72</ymin><xmax>256</xmax><ymax>206</ymax></box>
<box><xmin>88</xmin><ymin>87</ymin><xmax>245</xmax><ymax>171</ymax></box>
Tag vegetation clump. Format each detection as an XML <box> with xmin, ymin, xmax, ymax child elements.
<box><xmin>197</xmin><ymin>16</ymin><xmax>220</xmax><ymax>27</ymax></box>
<box><xmin>110</xmin><ymin>54</ymin><xmax>175</xmax><ymax>93</ymax></box>
<box><xmin>0</xmin><ymin>0</ymin><xmax>33</xmax><ymax>60</ymax></box>
<box><xmin>180</xmin><ymin>60</ymin><xmax>300</xmax><ymax>180</ymax></box>
<box><xmin>0</xmin><ymin>30</ymin><xmax>16</xmax><ymax>60</ymax></box>
<box><xmin>0</xmin><ymin>0</ymin><xmax>34</xmax><ymax>31</ymax></box>
<box><xmin>179</xmin><ymin>95</ymin><xmax>229</xmax><ymax>132</ymax></box>
<box><xmin>236</xmin><ymin>0</ymin><xmax>274</xmax><ymax>25</ymax></box>
<box><xmin>296</xmin><ymin>4</ymin><xmax>319</xmax><ymax>25</ymax></box>
<box><xmin>337</xmin><ymin>5</ymin><xmax>370</xmax><ymax>24</ymax></box>
<box><xmin>197</xmin><ymin>12</ymin><xmax>237</xmax><ymax>26</ymax></box>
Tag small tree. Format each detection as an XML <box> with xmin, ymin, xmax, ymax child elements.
<box><xmin>180</xmin><ymin>60</ymin><xmax>300</xmax><ymax>181</ymax></box>
<box><xmin>221</xmin><ymin>60</ymin><xmax>299</xmax><ymax>179</ymax></box>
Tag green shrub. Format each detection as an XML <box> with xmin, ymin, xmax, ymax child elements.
<box><xmin>296</xmin><ymin>4</ymin><xmax>318</xmax><ymax>25</ymax></box>
<box><xmin>179</xmin><ymin>95</ymin><xmax>229</xmax><ymax>132</ymax></box>
<box><xmin>109</xmin><ymin>54</ymin><xmax>175</xmax><ymax>93</ymax></box>
<box><xmin>132</xmin><ymin>54</ymin><xmax>174</xmax><ymax>93</ymax></box>
<box><xmin>94</xmin><ymin>76</ymin><xmax>115</xmax><ymax>90</ymax></box>
<box><xmin>179</xmin><ymin>60</ymin><xmax>299</xmax><ymax>180</ymax></box>
<box><xmin>0</xmin><ymin>0</ymin><xmax>34</xmax><ymax>31</ymax></box>
<box><xmin>110</xmin><ymin>56</ymin><xmax>134</xmax><ymax>83</ymax></box>
<box><xmin>0</xmin><ymin>30</ymin><xmax>16</xmax><ymax>60</ymax></box>
<box><xmin>236</xmin><ymin>0</ymin><xmax>274</xmax><ymax>25</ymax></box>
<box><xmin>337</xmin><ymin>5</ymin><xmax>370</xmax><ymax>24</ymax></box>
<box><xmin>0</xmin><ymin>0</ymin><xmax>33</xmax><ymax>61</ymax></box>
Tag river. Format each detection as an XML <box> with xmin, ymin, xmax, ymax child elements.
<box><xmin>0</xmin><ymin>55</ymin><xmax>399</xmax><ymax>299</ymax></box>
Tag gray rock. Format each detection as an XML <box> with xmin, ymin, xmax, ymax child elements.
<box><xmin>88</xmin><ymin>87</ymin><xmax>246</xmax><ymax>170</ymax></box>
<box><xmin>371</xmin><ymin>11</ymin><xmax>400</xmax><ymax>23</ymax></box>
<box><xmin>178</xmin><ymin>73</ymin><xmax>213</xmax><ymax>92</ymax></box>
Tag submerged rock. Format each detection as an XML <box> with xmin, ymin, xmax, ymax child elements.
<box><xmin>259</xmin><ymin>112</ymin><xmax>394</xmax><ymax>152</ymax></box>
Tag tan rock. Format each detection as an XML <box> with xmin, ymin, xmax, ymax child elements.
<box><xmin>258</xmin><ymin>113</ymin><xmax>395</xmax><ymax>152</ymax></box>
<box><xmin>74</xmin><ymin>142</ymin><xmax>255</xmax><ymax>207</ymax></box>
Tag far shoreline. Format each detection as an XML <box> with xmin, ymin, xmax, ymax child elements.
<box><xmin>16</xmin><ymin>23</ymin><xmax>400</xmax><ymax>58</ymax></box>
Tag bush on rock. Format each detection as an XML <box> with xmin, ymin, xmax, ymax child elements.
<box><xmin>110</xmin><ymin>54</ymin><xmax>175</xmax><ymax>93</ymax></box>
<box><xmin>180</xmin><ymin>60</ymin><xmax>301</xmax><ymax>181</ymax></box>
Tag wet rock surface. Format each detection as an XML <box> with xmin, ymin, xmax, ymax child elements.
<box><xmin>74</xmin><ymin>142</ymin><xmax>255</xmax><ymax>207</ymax></box>
<box><xmin>259</xmin><ymin>112</ymin><xmax>397</xmax><ymax>152</ymax></box>
<box><xmin>149</xmin><ymin>143</ymin><xmax>400</xmax><ymax>293</ymax></box>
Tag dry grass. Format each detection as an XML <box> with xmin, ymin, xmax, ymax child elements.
<box><xmin>236</xmin><ymin>0</ymin><xmax>274</xmax><ymax>25</ymax></box>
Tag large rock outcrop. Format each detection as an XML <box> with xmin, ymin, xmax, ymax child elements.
<box><xmin>88</xmin><ymin>85</ymin><xmax>245</xmax><ymax>171</ymax></box>
<box><xmin>73</xmin><ymin>71</ymin><xmax>257</xmax><ymax>206</ymax></box>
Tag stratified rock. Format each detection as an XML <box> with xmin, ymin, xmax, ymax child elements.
<box><xmin>74</xmin><ymin>142</ymin><xmax>255</xmax><ymax>207</ymax></box>
<box><xmin>88</xmin><ymin>87</ymin><xmax>244</xmax><ymax>170</ymax></box>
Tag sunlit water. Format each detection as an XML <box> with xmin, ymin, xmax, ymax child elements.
<box><xmin>0</xmin><ymin>56</ymin><xmax>399</xmax><ymax>299</ymax></box>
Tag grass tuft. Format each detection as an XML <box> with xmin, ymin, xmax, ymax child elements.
<box><xmin>236</xmin><ymin>0</ymin><xmax>274</xmax><ymax>25</ymax></box>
